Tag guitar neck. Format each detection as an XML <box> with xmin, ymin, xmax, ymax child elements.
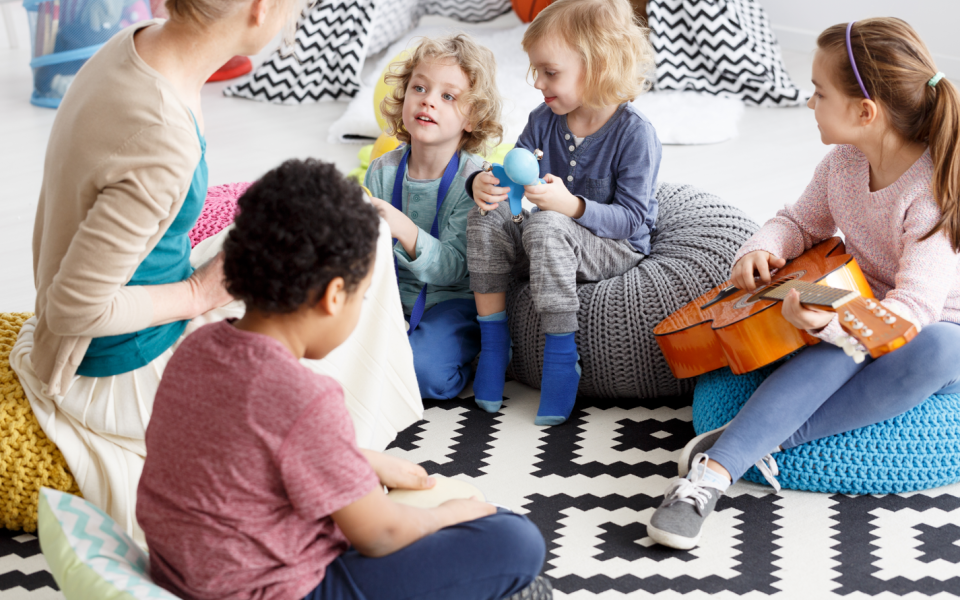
<box><xmin>758</xmin><ymin>280</ymin><xmax>859</xmax><ymax>311</ymax></box>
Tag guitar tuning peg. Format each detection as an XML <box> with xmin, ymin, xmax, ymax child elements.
<box><xmin>864</xmin><ymin>299</ymin><xmax>877</xmax><ymax>309</ymax></box>
<box><xmin>533</xmin><ymin>149</ymin><xmax>544</xmax><ymax>160</ymax></box>
<box><xmin>874</xmin><ymin>308</ymin><xmax>887</xmax><ymax>317</ymax></box>
<box><xmin>883</xmin><ymin>315</ymin><xmax>897</xmax><ymax>325</ymax></box>
<box><xmin>861</xmin><ymin>328</ymin><xmax>873</xmax><ymax>338</ymax></box>
<box><xmin>843</xmin><ymin>311</ymin><xmax>855</xmax><ymax>321</ymax></box>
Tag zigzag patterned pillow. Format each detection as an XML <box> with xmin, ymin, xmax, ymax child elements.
<box><xmin>225</xmin><ymin>0</ymin><xmax>511</xmax><ymax>105</ymax></box>
<box><xmin>648</xmin><ymin>0</ymin><xmax>806</xmax><ymax>106</ymax></box>
<box><xmin>37</xmin><ymin>488</ymin><xmax>179</xmax><ymax>600</ymax></box>
<box><xmin>225</xmin><ymin>0</ymin><xmax>375</xmax><ymax>104</ymax></box>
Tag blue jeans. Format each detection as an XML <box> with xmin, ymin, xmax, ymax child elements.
<box><xmin>303</xmin><ymin>510</ymin><xmax>545</xmax><ymax>600</ymax></box>
<box><xmin>409</xmin><ymin>299</ymin><xmax>481</xmax><ymax>400</ymax></box>
<box><xmin>709</xmin><ymin>322</ymin><xmax>960</xmax><ymax>481</ymax></box>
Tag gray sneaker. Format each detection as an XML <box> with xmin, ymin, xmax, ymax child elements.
<box><xmin>504</xmin><ymin>576</ymin><xmax>553</xmax><ymax>600</ymax></box>
<box><xmin>647</xmin><ymin>454</ymin><xmax>725</xmax><ymax>550</ymax></box>
<box><xmin>678</xmin><ymin>426</ymin><xmax>784</xmax><ymax>491</ymax></box>
<box><xmin>677</xmin><ymin>425</ymin><xmax>728</xmax><ymax>477</ymax></box>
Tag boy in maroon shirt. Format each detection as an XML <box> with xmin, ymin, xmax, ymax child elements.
<box><xmin>137</xmin><ymin>159</ymin><xmax>549</xmax><ymax>600</ymax></box>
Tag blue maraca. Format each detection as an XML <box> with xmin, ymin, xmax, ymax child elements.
<box><xmin>480</xmin><ymin>147</ymin><xmax>545</xmax><ymax>223</ymax></box>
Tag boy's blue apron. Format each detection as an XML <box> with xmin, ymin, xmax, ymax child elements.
<box><xmin>390</xmin><ymin>148</ymin><xmax>459</xmax><ymax>335</ymax></box>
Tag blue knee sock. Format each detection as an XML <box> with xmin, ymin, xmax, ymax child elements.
<box><xmin>536</xmin><ymin>332</ymin><xmax>581</xmax><ymax>426</ymax></box>
<box><xmin>474</xmin><ymin>311</ymin><xmax>511</xmax><ymax>413</ymax></box>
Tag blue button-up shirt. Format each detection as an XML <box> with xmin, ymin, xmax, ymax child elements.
<box><xmin>517</xmin><ymin>102</ymin><xmax>661</xmax><ymax>254</ymax></box>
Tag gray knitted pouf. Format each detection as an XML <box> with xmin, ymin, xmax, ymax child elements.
<box><xmin>505</xmin><ymin>182</ymin><xmax>759</xmax><ymax>398</ymax></box>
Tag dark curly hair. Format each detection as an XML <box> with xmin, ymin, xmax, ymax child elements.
<box><xmin>223</xmin><ymin>159</ymin><xmax>381</xmax><ymax>313</ymax></box>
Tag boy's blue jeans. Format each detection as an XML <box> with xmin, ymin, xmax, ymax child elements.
<box><xmin>303</xmin><ymin>510</ymin><xmax>545</xmax><ymax>600</ymax></box>
<box><xmin>409</xmin><ymin>299</ymin><xmax>481</xmax><ymax>400</ymax></box>
<box><xmin>709</xmin><ymin>322</ymin><xmax>960</xmax><ymax>481</ymax></box>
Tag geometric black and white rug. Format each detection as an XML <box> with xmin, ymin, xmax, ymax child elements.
<box><xmin>4</xmin><ymin>380</ymin><xmax>960</xmax><ymax>599</ymax></box>
<box><xmin>389</xmin><ymin>382</ymin><xmax>960</xmax><ymax>598</ymax></box>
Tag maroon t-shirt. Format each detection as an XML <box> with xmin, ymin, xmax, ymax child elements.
<box><xmin>137</xmin><ymin>320</ymin><xmax>379</xmax><ymax>600</ymax></box>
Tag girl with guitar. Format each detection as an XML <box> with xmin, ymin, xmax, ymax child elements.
<box><xmin>648</xmin><ymin>18</ymin><xmax>960</xmax><ymax>550</ymax></box>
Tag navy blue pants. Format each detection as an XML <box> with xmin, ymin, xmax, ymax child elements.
<box><xmin>710</xmin><ymin>322</ymin><xmax>960</xmax><ymax>481</ymax></box>
<box><xmin>409</xmin><ymin>299</ymin><xmax>481</xmax><ymax>400</ymax></box>
<box><xmin>303</xmin><ymin>510</ymin><xmax>545</xmax><ymax>600</ymax></box>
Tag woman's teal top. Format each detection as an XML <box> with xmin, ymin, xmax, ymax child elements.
<box><xmin>76</xmin><ymin>119</ymin><xmax>208</xmax><ymax>378</ymax></box>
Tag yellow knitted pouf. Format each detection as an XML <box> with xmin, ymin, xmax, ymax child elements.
<box><xmin>1</xmin><ymin>312</ymin><xmax>81</xmax><ymax>532</ymax></box>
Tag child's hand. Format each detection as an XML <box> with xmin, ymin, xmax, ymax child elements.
<box><xmin>782</xmin><ymin>288</ymin><xmax>835</xmax><ymax>332</ymax></box>
<box><xmin>438</xmin><ymin>497</ymin><xmax>497</xmax><ymax>526</ymax></box>
<box><xmin>370</xmin><ymin>197</ymin><xmax>419</xmax><ymax>257</ymax></box>
<box><xmin>362</xmin><ymin>450</ymin><xmax>436</xmax><ymax>491</ymax></box>
<box><xmin>730</xmin><ymin>251</ymin><xmax>787</xmax><ymax>291</ymax></box>
<box><xmin>524</xmin><ymin>174</ymin><xmax>585</xmax><ymax>218</ymax></box>
<box><xmin>474</xmin><ymin>171</ymin><xmax>509</xmax><ymax>212</ymax></box>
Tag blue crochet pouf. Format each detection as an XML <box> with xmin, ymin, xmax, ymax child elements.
<box><xmin>693</xmin><ymin>363</ymin><xmax>960</xmax><ymax>495</ymax></box>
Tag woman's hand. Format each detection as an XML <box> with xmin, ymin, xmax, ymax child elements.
<box><xmin>188</xmin><ymin>252</ymin><xmax>233</xmax><ymax>315</ymax></box>
<box><xmin>730</xmin><ymin>251</ymin><xmax>787</xmax><ymax>291</ymax></box>
<box><xmin>371</xmin><ymin>197</ymin><xmax>419</xmax><ymax>257</ymax></box>
<box><xmin>362</xmin><ymin>450</ymin><xmax>435</xmax><ymax>491</ymax></box>
<box><xmin>781</xmin><ymin>288</ymin><xmax>834</xmax><ymax>331</ymax></box>
<box><xmin>473</xmin><ymin>171</ymin><xmax>509</xmax><ymax>212</ymax></box>
<box><xmin>524</xmin><ymin>174</ymin><xmax>585</xmax><ymax>218</ymax></box>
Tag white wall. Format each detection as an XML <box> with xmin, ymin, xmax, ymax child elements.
<box><xmin>762</xmin><ymin>0</ymin><xmax>959</xmax><ymax>80</ymax></box>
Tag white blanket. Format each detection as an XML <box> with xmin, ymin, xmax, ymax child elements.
<box><xmin>330</xmin><ymin>23</ymin><xmax>745</xmax><ymax>146</ymax></box>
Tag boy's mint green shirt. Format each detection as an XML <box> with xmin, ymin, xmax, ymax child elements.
<box><xmin>365</xmin><ymin>147</ymin><xmax>481</xmax><ymax>316</ymax></box>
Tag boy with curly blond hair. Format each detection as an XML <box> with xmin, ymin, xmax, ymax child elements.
<box><xmin>366</xmin><ymin>33</ymin><xmax>503</xmax><ymax>401</ymax></box>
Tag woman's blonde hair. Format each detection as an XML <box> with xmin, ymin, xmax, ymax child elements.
<box><xmin>818</xmin><ymin>18</ymin><xmax>960</xmax><ymax>251</ymax></box>
<box><xmin>521</xmin><ymin>0</ymin><xmax>654</xmax><ymax>109</ymax></box>
<box><xmin>381</xmin><ymin>35</ymin><xmax>503</xmax><ymax>156</ymax></box>
<box><xmin>166</xmin><ymin>0</ymin><xmax>306</xmax><ymax>49</ymax></box>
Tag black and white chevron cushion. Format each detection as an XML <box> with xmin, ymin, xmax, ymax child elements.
<box><xmin>648</xmin><ymin>0</ymin><xmax>806</xmax><ymax>107</ymax></box>
<box><xmin>225</xmin><ymin>0</ymin><xmax>374</xmax><ymax>104</ymax></box>
<box><xmin>225</xmin><ymin>0</ymin><xmax>510</xmax><ymax>105</ymax></box>
<box><xmin>367</xmin><ymin>0</ymin><xmax>421</xmax><ymax>55</ymax></box>
<box><xmin>367</xmin><ymin>0</ymin><xmax>511</xmax><ymax>55</ymax></box>
<box><xmin>423</xmin><ymin>0</ymin><xmax>511</xmax><ymax>23</ymax></box>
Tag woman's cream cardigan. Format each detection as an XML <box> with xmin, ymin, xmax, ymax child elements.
<box><xmin>31</xmin><ymin>20</ymin><xmax>200</xmax><ymax>395</ymax></box>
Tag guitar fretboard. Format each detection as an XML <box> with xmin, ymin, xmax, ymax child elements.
<box><xmin>759</xmin><ymin>280</ymin><xmax>859</xmax><ymax>309</ymax></box>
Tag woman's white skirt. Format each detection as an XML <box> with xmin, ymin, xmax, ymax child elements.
<box><xmin>10</xmin><ymin>221</ymin><xmax>422</xmax><ymax>542</ymax></box>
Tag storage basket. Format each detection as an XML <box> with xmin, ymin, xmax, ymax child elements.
<box><xmin>23</xmin><ymin>0</ymin><xmax>151</xmax><ymax>108</ymax></box>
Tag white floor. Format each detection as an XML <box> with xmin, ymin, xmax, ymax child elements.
<box><xmin>0</xmin><ymin>11</ymin><xmax>832</xmax><ymax>313</ymax></box>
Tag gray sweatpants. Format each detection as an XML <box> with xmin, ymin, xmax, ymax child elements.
<box><xmin>466</xmin><ymin>204</ymin><xmax>644</xmax><ymax>333</ymax></box>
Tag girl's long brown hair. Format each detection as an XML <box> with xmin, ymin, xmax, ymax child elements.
<box><xmin>818</xmin><ymin>18</ymin><xmax>960</xmax><ymax>251</ymax></box>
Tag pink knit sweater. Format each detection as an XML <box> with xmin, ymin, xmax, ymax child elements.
<box><xmin>734</xmin><ymin>144</ymin><xmax>960</xmax><ymax>345</ymax></box>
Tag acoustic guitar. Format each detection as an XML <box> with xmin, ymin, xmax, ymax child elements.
<box><xmin>653</xmin><ymin>237</ymin><xmax>918</xmax><ymax>378</ymax></box>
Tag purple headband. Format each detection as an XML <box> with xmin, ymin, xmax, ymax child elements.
<box><xmin>846</xmin><ymin>22</ymin><xmax>871</xmax><ymax>100</ymax></box>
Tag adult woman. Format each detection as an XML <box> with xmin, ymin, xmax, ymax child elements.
<box><xmin>11</xmin><ymin>0</ymin><xmax>421</xmax><ymax>542</ymax></box>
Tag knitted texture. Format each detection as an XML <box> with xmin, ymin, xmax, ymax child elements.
<box><xmin>1</xmin><ymin>313</ymin><xmax>81</xmax><ymax>532</ymax></box>
<box><xmin>188</xmin><ymin>182</ymin><xmax>251</xmax><ymax>248</ymax></box>
<box><xmin>506</xmin><ymin>183</ymin><xmax>759</xmax><ymax>398</ymax></box>
<box><xmin>694</xmin><ymin>365</ymin><xmax>960</xmax><ymax>494</ymax></box>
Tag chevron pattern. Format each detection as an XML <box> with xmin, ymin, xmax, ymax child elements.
<box><xmin>422</xmin><ymin>0</ymin><xmax>511</xmax><ymax>24</ymax></box>
<box><xmin>367</xmin><ymin>0</ymin><xmax>422</xmax><ymax>56</ymax></box>
<box><xmin>225</xmin><ymin>0</ymin><xmax>375</xmax><ymax>104</ymax></box>
<box><xmin>225</xmin><ymin>0</ymin><xmax>511</xmax><ymax>105</ymax></box>
<box><xmin>38</xmin><ymin>489</ymin><xmax>178</xmax><ymax>600</ymax></box>
<box><xmin>648</xmin><ymin>0</ymin><xmax>807</xmax><ymax>107</ymax></box>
